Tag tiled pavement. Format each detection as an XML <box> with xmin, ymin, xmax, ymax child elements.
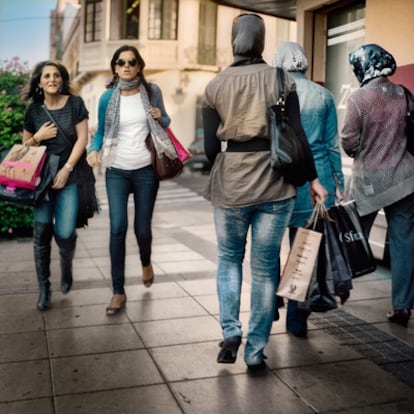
<box><xmin>0</xmin><ymin>173</ymin><xmax>413</xmax><ymax>413</ymax></box>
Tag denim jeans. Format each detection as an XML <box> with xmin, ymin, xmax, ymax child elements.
<box><xmin>214</xmin><ymin>197</ymin><xmax>295</xmax><ymax>365</ymax></box>
<box><xmin>34</xmin><ymin>183</ymin><xmax>78</xmax><ymax>239</ymax></box>
<box><xmin>360</xmin><ymin>192</ymin><xmax>414</xmax><ymax>310</ymax></box>
<box><xmin>106</xmin><ymin>166</ymin><xmax>159</xmax><ymax>295</ymax></box>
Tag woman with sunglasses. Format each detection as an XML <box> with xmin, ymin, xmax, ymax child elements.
<box><xmin>87</xmin><ymin>45</ymin><xmax>171</xmax><ymax>315</ymax></box>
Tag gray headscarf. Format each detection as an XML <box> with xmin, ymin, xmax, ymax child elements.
<box><xmin>231</xmin><ymin>13</ymin><xmax>266</xmax><ymax>66</ymax></box>
<box><xmin>349</xmin><ymin>44</ymin><xmax>396</xmax><ymax>86</ymax></box>
<box><xmin>272</xmin><ymin>41</ymin><xmax>308</xmax><ymax>72</ymax></box>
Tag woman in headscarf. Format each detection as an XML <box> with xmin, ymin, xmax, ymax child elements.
<box><xmin>341</xmin><ymin>44</ymin><xmax>414</xmax><ymax>327</ymax></box>
<box><xmin>273</xmin><ymin>41</ymin><xmax>345</xmax><ymax>338</ymax></box>
<box><xmin>202</xmin><ymin>14</ymin><xmax>327</xmax><ymax>374</ymax></box>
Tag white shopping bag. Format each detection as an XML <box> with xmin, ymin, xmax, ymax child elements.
<box><xmin>277</xmin><ymin>227</ymin><xmax>322</xmax><ymax>302</ymax></box>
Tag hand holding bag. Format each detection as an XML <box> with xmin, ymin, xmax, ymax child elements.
<box><xmin>268</xmin><ymin>68</ymin><xmax>308</xmax><ymax>187</ymax></box>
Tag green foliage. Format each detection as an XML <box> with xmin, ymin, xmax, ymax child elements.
<box><xmin>0</xmin><ymin>203</ymin><xmax>33</xmax><ymax>234</ymax></box>
<box><xmin>0</xmin><ymin>57</ymin><xmax>34</xmax><ymax>236</ymax></box>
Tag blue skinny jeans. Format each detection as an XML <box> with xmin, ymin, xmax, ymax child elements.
<box><xmin>34</xmin><ymin>183</ymin><xmax>78</xmax><ymax>239</ymax></box>
<box><xmin>106</xmin><ymin>166</ymin><xmax>159</xmax><ymax>295</ymax></box>
<box><xmin>214</xmin><ymin>197</ymin><xmax>294</xmax><ymax>366</ymax></box>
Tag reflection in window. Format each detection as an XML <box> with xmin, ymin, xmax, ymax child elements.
<box><xmin>110</xmin><ymin>0</ymin><xmax>140</xmax><ymax>40</ymax></box>
<box><xmin>148</xmin><ymin>0</ymin><xmax>178</xmax><ymax>40</ymax></box>
<box><xmin>198</xmin><ymin>0</ymin><xmax>217</xmax><ymax>65</ymax></box>
<box><xmin>85</xmin><ymin>0</ymin><xmax>103</xmax><ymax>43</ymax></box>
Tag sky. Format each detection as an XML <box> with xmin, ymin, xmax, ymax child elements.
<box><xmin>0</xmin><ymin>0</ymin><xmax>58</xmax><ymax>70</ymax></box>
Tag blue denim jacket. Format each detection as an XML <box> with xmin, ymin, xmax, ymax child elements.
<box><xmin>88</xmin><ymin>83</ymin><xmax>170</xmax><ymax>153</ymax></box>
<box><xmin>288</xmin><ymin>72</ymin><xmax>344</xmax><ymax>227</ymax></box>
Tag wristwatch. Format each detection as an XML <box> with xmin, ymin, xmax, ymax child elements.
<box><xmin>65</xmin><ymin>162</ymin><xmax>74</xmax><ymax>172</ymax></box>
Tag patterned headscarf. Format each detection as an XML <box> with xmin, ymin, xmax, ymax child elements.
<box><xmin>272</xmin><ymin>41</ymin><xmax>308</xmax><ymax>73</ymax></box>
<box><xmin>349</xmin><ymin>44</ymin><xmax>396</xmax><ymax>86</ymax></box>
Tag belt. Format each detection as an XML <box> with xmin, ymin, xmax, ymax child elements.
<box><xmin>226</xmin><ymin>138</ymin><xmax>270</xmax><ymax>152</ymax></box>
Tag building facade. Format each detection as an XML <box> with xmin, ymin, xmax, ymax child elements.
<box><xmin>54</xmin><ymin>0</ymin><xmax>296</xmax><ymax>147</ymax></box>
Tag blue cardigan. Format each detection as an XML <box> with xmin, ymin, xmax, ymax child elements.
<box><xmin>88</xmin><ymin>83</ymin><xmax>171</xmax><ymax>153</ymax></box>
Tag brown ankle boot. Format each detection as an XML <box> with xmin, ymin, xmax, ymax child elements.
<box><xmin>142</xmin><ymin>264</ymin><xmax>154</xmax><ymax>288</ymax></box>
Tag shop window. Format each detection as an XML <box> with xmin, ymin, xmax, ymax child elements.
<box><xmin>148</xmin><ymin>0</ymin><xmax>178</xmax><ymax>40</ymax></box>
<box><xmin>198</xmin><ymin>0</ymin><xmax>217</xmax><ymax>65</ymax></box>
<box><xmin>84</xmin><ymin>0</ymin><xmax>103</xmax><ymax>42</ymax></box>
<box><xmin>110</xmin><ymin>0</ymin><xmax>140</xmax><ymax>40</ymax></box>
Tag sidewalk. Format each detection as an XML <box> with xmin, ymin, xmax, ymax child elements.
<box><xmin>0</xmin><ymin>174</ymin><xmax>413</xmax><ymax>413</ymax></box>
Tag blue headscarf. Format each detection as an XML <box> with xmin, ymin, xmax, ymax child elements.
<box><xmin>349</xmin><ymin>44</ymin><xmax>396</xmax><ymax>86</ymax></box>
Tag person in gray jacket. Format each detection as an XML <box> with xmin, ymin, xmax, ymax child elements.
<box><xmin>202</xmin><ymin>14</ymin><xmax>327</xmax><ymax>374</ymax></box>
<box><xmin>342</xmin><ymin>44</ymin><xmax>414</xmax><ymax>327</ymax></box>
<box><xmin>273</xmin><ymin>41</ymin><xmax>345</xmax><ymax>337</ymax></box>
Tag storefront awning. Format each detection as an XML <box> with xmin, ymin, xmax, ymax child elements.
<box><xmin>213</xmin><ymin>0</ymin><xmax>297</xmax><ymax>20</ymax></box>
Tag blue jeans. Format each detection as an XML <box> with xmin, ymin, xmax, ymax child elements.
<box><xmin>360</xmin><ymin>192</ymin><xmax>414</xmax><ymax>310</ymax></box>
<box><xmin>214</xmin><ymin>198</ymin><xmax>295</xmax><ymax>366</ymax></box>
<box><xmin>34</xmin><ymin>183</ymin><xmax>78</xmax><ymax>239</ymax></box>
<box><xmin>106</xmin><ymin>166</ymin><xmax>159</xmax><ymax>295</ymax></box>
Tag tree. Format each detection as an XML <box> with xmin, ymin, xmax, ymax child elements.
<box><xmin>0</xmin><ymin>57</ymin><xmax>34</xmax><ymax>236</ymax></box>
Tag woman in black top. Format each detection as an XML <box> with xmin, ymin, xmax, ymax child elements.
<box><xmin>22</xmin><ymin>60</ymin><xmax>89</xmax><ymax>311</ymax></box>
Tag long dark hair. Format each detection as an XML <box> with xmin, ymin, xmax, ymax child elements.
<box><xmin>107</xmin><ymin>45</ymin><xmax>153</xmax><ymax>101</ymax></box>
<box><xmin>21</xmin><ymin>60</ymin><xmax>76</xmax><ymax>103</ymax></box>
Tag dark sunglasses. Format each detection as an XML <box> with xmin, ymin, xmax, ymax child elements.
<box><xmin>115</xmin><ymin>58</ymin><xmax>138</xmax><ymax>67</ymax></box>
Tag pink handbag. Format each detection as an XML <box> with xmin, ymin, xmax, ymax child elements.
<box><xmin>165</xmin><ymin>127</ymin><xmax>192</xmax><ymax>163</ymax></box>
<box><xmin>0</xmin><ymin>144</ymin><xmax>47</xmax><ymax>191</ymax></box>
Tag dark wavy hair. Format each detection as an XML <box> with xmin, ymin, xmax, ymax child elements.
<box><xmin>21</xmin><ymin>60</ymin><xmax>77</xmax><ymax>103</ymax></box>
<box><xmin>107</xmin><ymin>44</ymin><xmax>152</xmax><ymax>100</ymax></box>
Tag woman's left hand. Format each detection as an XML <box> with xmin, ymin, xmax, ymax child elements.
<box><xmin>51</xmin><ymin>167</ymin><xmax>70</xmax><ymax>189</ymax></box>
<box><xmin>148</xmin><ymin>106</ymin><xmax>162</xmax><ymax>120</ymax></box>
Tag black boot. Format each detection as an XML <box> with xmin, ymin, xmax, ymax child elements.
<box><xmin>56</xmin><ymin>232</ymin><xmax>77</xmax><ymax>294</ymax></box>
<box><xmin>33</xmin><ymin>223</ymin><xmax>53</xmax><ymax>311</ymax></box>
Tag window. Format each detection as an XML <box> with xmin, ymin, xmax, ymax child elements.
<box><xmin>84</xmin><ymin>0</ymin><xmax>103</xmax><ymax>43</ymax></box>
<box><xmin>198</xmin><ymin>0</ymin><xmax>217</xmax><ymax>65</ymax></box>
<box><xmin>110</xmin><ymin>0</ymin><xmax>140</xmax><ymax>40</ymax></box>
<box><xmin>148</xmin><ymin>0</ymin><xmax>178</xmax><ymax>40</ymax></box>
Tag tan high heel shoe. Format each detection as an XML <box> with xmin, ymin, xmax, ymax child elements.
<box><xmin>142</xmin><ymin>264</ymin><xmax>154</xmax><ymax>288</ymax></box>
<box><xmin>106</xmin><ymin>293</ymin><xmax>127</xmax><ymax>316</ymax></box>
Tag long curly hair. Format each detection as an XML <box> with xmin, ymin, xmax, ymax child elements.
<box><xmin>20</xmin><ymin>60</ymin><xmax>77</xmax><ymax>103</ymax></box>
<box><xmin>107</xmin><ymin>44</ymin><xmax>153</xmax><ymax>101</ymax></box>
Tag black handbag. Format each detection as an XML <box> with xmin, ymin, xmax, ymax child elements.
<box><xmin>268</xmin><ymin>67</ymin><xmax>308</xmax><ymax>187</ymax></box>
<box><xmin>0</xmin><ymin>146</ymin><xmax>59</xmax><ymax>206</ymax></box>
<box><xmin>327</xmin><ymin>201</ymin><xmax>376</xmax><ymax>278</ymax></box>
<box><xmin>402</xmin><ymin>86</ymin><xmax>414</xmax><ymax>155</ymax></box>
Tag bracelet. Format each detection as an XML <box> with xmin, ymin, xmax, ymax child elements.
<box><xmin>65</xmin><ymin>162</ymin><xmax>74</xmax><ymax>172</ymax></box>
<box><xmin>32</xmin><ymin>136</ymin><xmax>39</xmax><ymax>144</ymax></box>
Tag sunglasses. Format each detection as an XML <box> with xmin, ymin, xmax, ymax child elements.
<box><xmin>115</xmin><ymin>58</ymin><xmax>138</xmax><ymax>67</ymax></box>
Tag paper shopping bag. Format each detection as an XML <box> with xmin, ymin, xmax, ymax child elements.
<box><xmin>0</xmin><ymin>144</ymin><xmax>47</xmax><ymax>190</ymax></box>
<box><xmin>277</xmin><ymin>226</ymin><xmax>322</xmax><ymax>302</ymax></box>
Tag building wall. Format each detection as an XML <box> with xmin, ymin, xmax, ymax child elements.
<box><xmin>73</xmin><ymin>0</ymin><xmax>296</xmax><ymax>146</ymax></box>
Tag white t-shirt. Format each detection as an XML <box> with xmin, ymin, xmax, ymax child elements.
<box><xmin>112</xmin><ymin>93</ymin><xmax>151</xmax><ymax>170</ymax></box>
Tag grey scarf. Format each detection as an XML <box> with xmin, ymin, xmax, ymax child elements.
<box><xmin>102</xmin><ymin>78</ymin><xmax>176</xmax><ymax>167</ymax></box>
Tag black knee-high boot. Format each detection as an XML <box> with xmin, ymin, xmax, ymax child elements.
<box><xmin>33</xmin><ymin>222</ymin><xmax>54</xmax><ymax>311</ymax></box>
<box><xmin>55</xmin><ymin>232</ymin><xmax>77</xmax><ymax>294</ymax></box>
